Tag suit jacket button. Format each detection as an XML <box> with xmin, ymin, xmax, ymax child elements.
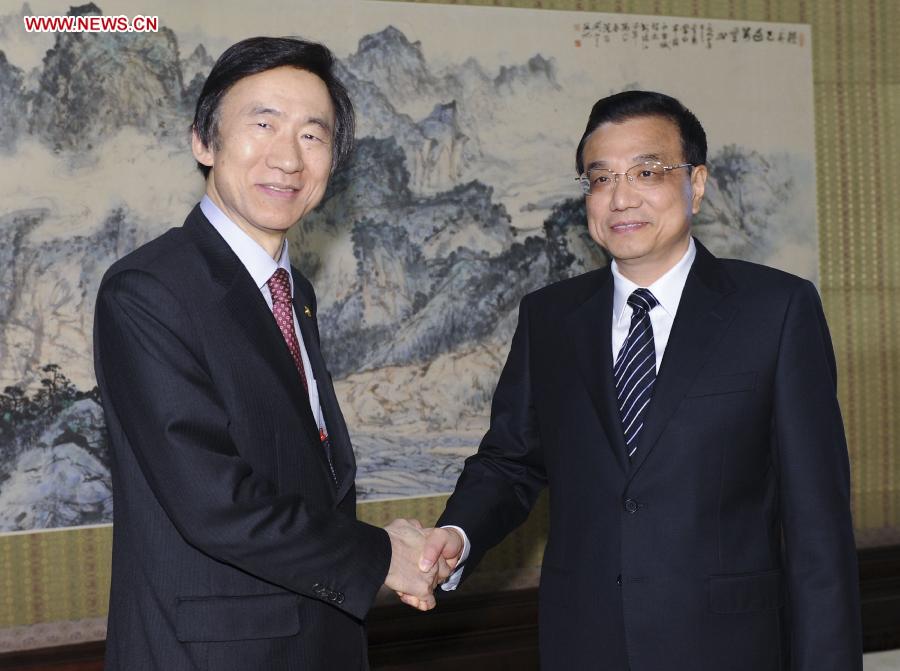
<box><xmin>616</xmin><ymin>574</ymin><xmax>622</xmax><ymax>586</ymax></box>
<box><xmin>624</xmin><ymin>498</ymin><xmax>639</xmax><ymax>513</ymax></box>
<box><xmin>335</xmin><ymin>593</ymin><xmax>345</xmax><ymax>604</ymax></box>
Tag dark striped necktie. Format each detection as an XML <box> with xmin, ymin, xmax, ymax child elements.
<box><xmin>614</xmin><ymin>288</ymin><xmax>659</xmax><ymax>459</ymax></box>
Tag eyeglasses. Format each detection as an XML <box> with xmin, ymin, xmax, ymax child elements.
<box><xmin>576</xmin><ymin>161</ymin><xmax>693</xmax><ymax>196</ymax></box>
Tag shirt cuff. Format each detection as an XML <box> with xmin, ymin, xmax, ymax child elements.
<box><xmin>439</xmin><ymin>525</ymin><xmax>470</xmax><ymax>591</ymax></box>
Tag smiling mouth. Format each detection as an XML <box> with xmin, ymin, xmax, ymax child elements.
<box><xmin>257</xmin><ymin>184</ymin><xmax>301</xmax><ymax>200</ymax></box>
<box><xmin>610</xmin><ymin>221</ymin><xmax>648</xmax><ymax>232</ymax></box>
<box><xmin>259</xmin><ymin>184</ymin><xmax>299</xmax><ymax>193</ymax></box>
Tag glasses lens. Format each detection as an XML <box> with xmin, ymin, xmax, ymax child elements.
<box><xmin>586</xmin><ymin>169</ymin><xmax>613</xmax><ymax>194</ymax></box>
<box><xmin>583</xmin><ymin>162</ymin><xmax>669</xmax><ymax>194</ymax></box>
<box><xmin>627</xmin><ymin>162</ymin><xmax>665</xmax><ymax>188</ymax></box>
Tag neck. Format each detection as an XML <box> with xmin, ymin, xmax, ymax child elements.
<box><xmin>204</xmin><ymin>190</ymin><xmax>286</xmax><ymax>260</ymax></box>
<box><xmin>614</xmin><ymin>239</ymin><xmax>691</xmax><ymax>287</ymax></box>
<box><xmin>239</xmin><ymin>225</ymin><xmax>285</xmax><ymax>260</ymax></box>
<box><xmin>616</xmin><ymin>262</ymin><xmax>668</xmax><ymax>287</ymax></box>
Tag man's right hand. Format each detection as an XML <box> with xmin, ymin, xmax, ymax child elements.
<box><xmin>393</xmin><ymin>525</ymin><xmax>466</xmax><ymax>610</ymax></box>
<box><xmin>419</xmin><ymin>526</ymin><xmax>465</xmax><ymax>578</ymax></box>
<box><xmin>384</xmin><ymin>518</ymin><xmax>443</xmax><ymax>611</ymax></box>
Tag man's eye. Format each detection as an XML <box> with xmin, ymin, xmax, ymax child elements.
<box><xmin>593</xmin><ymin>174</ymin><xmax>610</xmax><ymax>184</ymax></box>
<box><xmin>256</xmin><ymin>122</ymin><xmax>271</xmax><ymax>129</ymax></box>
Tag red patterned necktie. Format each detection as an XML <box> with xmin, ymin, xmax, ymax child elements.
<box><xmin>267</xmin><ymin>268</ymin><xmax>332</xmax><ymax>471</ymax></box>
<box><xmin>266</xmin><ymin>268</ymin><xmax>309</xmax><ymax>393</ymax></box>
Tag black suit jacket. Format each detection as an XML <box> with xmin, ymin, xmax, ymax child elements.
<box><xmin>93</xmin><ymin>206</ymin><xmax>391</xmax><ymax>670</ymax></box>
<box><xmin>438</xmin><ymin>240</ymin><xmax>862</xmax><ymax>670</ymax></box>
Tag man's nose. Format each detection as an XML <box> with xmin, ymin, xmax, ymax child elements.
<box><xmin>609</xmin><ymin>174</ymin><xmax>640</xmax><ymax>210</ymax></box>
<box><xmin>267</xmin><ymin>137</ymin><xmax>303</xmax><ymax>173</ymax></box>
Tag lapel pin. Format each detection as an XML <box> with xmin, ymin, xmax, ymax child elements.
<box><xmin>304</xmin><ymin>306</ymin><xmax>313</xmax><ymax>318</ymax></box>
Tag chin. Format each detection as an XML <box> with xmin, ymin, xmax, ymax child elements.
<box><xmin>270</xmin><ymin>221</ymin><xmax>300</xmax><ymax>233</ymax></box>
<box><xmin>258</xmin><ymin>211</ymin><xmax>302</xmax><ymax>230</ymax></box>
<box><xmin>608</xmin><ymin>241</ymin><xmax>650</xmax><ymax>259</ymax></box>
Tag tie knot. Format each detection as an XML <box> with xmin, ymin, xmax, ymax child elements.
<box><xmin>267</xmin><ymin>268</ymin><xmax>292</xmax><ymax>305</ymax></box>
<box><xmin>627</xmin><ymin>288</ymin><xmax>659</xmax><ymax>314</ymax></box>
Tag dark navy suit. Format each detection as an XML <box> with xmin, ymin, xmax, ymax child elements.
<box><xmin>439</xmin><ymin>239</ymin><xmax>862</xmax><ymax>670</ymax></box>
<box><xmin>94</xmin><ymin>206</ymin><xmax>390</xmax><ymax>670</ymax></box>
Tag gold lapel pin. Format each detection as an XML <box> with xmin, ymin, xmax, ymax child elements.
<box><xmin>304</xmin><ymin>306</ymin><xmax>313</xmax><ymax>318</ymax></box>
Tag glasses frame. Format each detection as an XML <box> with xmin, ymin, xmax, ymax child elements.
<box><xmin>576</xmin><ymin>161</ymin><xmax>694</xmax><ymax>196</ymax></box>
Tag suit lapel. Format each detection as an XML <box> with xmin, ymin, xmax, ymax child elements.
<box><xmin>291</xmin><ymin>273</ymin><xmax>357</xmax><ymax>501</ymax></box>
<box><xmin>184</xmin><ymin>208</ymin><xmax>324</xmax><ymax>459</ymax></box>
<box><xmin>627</xmin><ymin>240</ymin><xmax>737</xmax><ymax>478</ymax></box>
<box><xmin>566</xmin><ymin>269</ymin><xmax>629</xmax><ymax>475</ymax></box>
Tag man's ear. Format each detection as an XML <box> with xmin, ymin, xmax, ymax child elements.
<box><xmin>689</xmin><ymin>164</ymin><xmax>708</xmax><ymax>214</ymax></box>
<box><xmin>191</xmin><ymin>127</ymin><xmax>214</xmax><ymax>169</ymax></box>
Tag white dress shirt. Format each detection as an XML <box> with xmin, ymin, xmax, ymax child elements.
<box><xmin>200</xmin><ymin>196</ymin><xmax>327</xmax><ymax>437</ymax></box>
<box><xmin>442</xmin><ymin>238</ymin><xmax>697</xmax><ymax>591</ymax></box>
<box><xmin>611</xmin><ymin>237</ymin><xmax>696</xmax><ymax>370</ymax></box>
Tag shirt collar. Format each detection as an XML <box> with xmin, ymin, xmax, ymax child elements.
<box><xmin>611</xmin><ymin>236</ymin><xmax>696</xmax><ymax>326</ymax></box>
<box><xmin>200</xmin><ymin>195</ymin><xmax>293</xmax><ymax>294</ymax></box>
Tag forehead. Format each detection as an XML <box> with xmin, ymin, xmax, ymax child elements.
<box><xmin>219</xmin><ymin>66</ymin><xmax>335</xmax><ymax>123</ymax></box>
<box><xmin>582</xmin><ymin>115</ymin><xmax>682</xmax><ymax>164</ymax></box>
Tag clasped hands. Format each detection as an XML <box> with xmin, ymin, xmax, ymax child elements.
<box><xmin>384</xmin><ymin>519</ymin><xmax>464</xmax><ymax>611</ymax></box>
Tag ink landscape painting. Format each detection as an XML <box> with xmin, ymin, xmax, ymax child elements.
<box><xmin>0</xmin><ymin>0</ymin><xmax>815</xmax><ymax>530</ymax></box>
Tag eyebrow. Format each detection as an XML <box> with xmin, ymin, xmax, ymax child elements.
<box><xmin>249</xmin><ymin>105</ymin><xmax>281</xmax><ymax>117</ymax></box>
<box><xmin>307</xmin><ymin>117</ymin><xmax>333</xmax><ymax>134</ymax></box>
<box><xmin>585</xmin><ymin>153</ymin><xmax>664</xmax><ymax>172</ymax></box>
<box><xmin>247</xmin><ymin>106</ymin><xmax>333</xmax><ymax>134</ymax></box>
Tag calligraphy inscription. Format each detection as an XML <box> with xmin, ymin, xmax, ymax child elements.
<box><xmin>574</xmin><ymin>20</ymin><xmax>805</xmax><ymax>50</ymax></box>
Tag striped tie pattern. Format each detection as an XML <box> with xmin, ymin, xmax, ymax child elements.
<box><xmin>614</xmin><ymin>288</ymin><xmax>659</xmax><ymax>459</ymax></box>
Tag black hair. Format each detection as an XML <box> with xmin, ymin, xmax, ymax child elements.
<box><xmin>575</xmin><ymin>90</ymin><xmax>707</xmax><ymax>174</ymax></box>
<box><xmin>192</xmin><ymin>36</ymin><xmax>354</xmax><ymax>177</ymax></box>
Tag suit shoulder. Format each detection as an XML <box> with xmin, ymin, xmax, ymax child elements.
<box><xmin>523</xmin><ymin>267</ymin><xmax>609</xmax><ymax>309</ymax></box>
<box><xmin>101</xmin><ymin>227</ymin><xmax>194</xmax><ymax>289</ymax></box>
<box><xmin>718</xmin><ymin>257</ymin><xmax>813</xmax><ymax>295</ymax></box>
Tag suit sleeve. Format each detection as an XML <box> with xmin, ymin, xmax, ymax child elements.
<box><xmin>773</xmin><ymin>280</ymin><xmax>862</xmax><ymax>669</ymax></box>
<box><xmin>94</xmin><ymin>269</ymin><xmax>391</xmax><ymax>620</ymax></box>
<box><xmin>437</xmin><ymin>295</ymin><xmax>548</xmax><ymax>576</ymax></box>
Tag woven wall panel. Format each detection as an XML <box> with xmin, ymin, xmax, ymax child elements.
<box><xmin>1</xmin><ymin>0</ymin><xmax>896</xmax><ymax>637</ymax></box>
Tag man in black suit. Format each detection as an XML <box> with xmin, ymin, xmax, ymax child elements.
<box><xmin>93</xmin><ymin>37</ymin><xmax>441</xmax><ymax>671</ymax></box>
<box><xmin>420</xmin><ymin>91</ymin><xmax>862</xmax><ymax>670</ymax></box>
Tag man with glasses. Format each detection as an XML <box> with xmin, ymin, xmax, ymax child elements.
<box><xmin>419</xmin><ymin>91</ymin><xmax>862</xmax><ymax>670</ymax></box>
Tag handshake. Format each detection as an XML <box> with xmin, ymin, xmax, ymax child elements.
<box><xmin>383</xmin><ymin>519</ymin><xmax>466</xmax><ymax>611</ymax></box>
